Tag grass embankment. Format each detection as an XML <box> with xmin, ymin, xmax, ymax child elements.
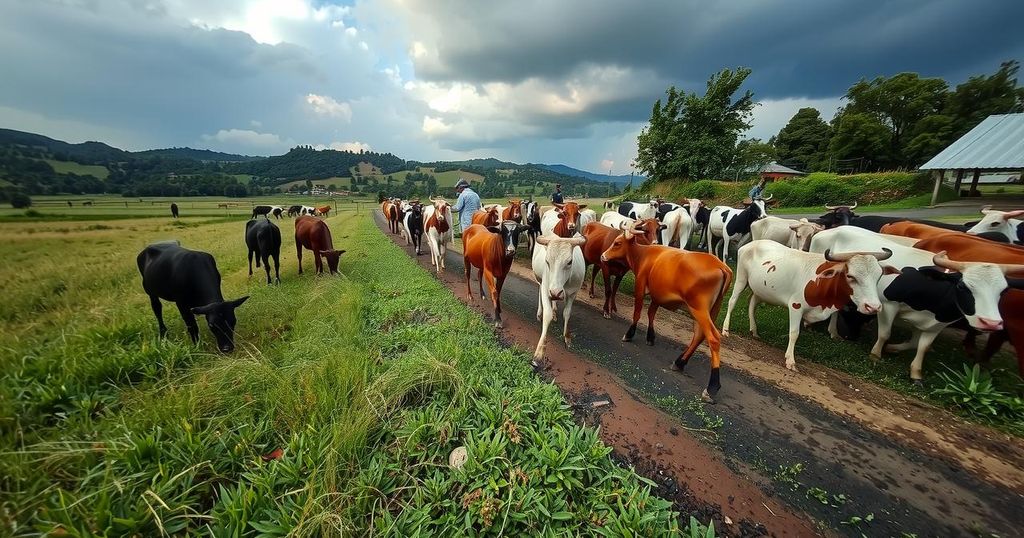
<box><xmin>0</xmin><ymin>214</ymin><xmax>685</xmax><ymax>535</ymax></box>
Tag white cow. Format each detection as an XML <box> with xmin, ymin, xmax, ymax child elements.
<box><xmin>617</xmin><ymin>200</ymin><xmax>660</xmax><ymax>221</ymax></box>
<box><xmin>723</xmin><ymin>240</ymin><xmax>889</xmax><ymax>371</ymax></box>
<box><xmin>600</xmin><ymin>211</ymin><xmax>638</xmax><ymax>231</ymax></box>
<box><xmin>423</xmin><ymin>199</ymin><xmax>453</xmax><ymax>273</ymax></box>
<box><xmin>750</xmin><ymin>216</ymin><xmax>824</xmax><ymax>251</ymax></box>
<box><xmin>658</xmin><ymin>204</ymin><xmax>694</xmax><ymax>249</ymax></box>
<box><xmin>580</xmin><ymin>208</ymin><xmax>597</xmax><ymax>229</ymax></box>
<box><xmin>966</xmin><ymin>206</ymin><xmax>1024</xmax><ymax>243</ymax></box>
<box><xmin>531</xmin><ymin>234</ymin><xmax>587</xmax><ymax>362</ymax></box>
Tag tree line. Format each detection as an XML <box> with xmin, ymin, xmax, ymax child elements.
<box><xmin>637</xmin><ymin>61</ymin><xmax>1024</xmax><ymax>181</ymax></box>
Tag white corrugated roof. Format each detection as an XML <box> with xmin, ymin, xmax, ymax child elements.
<box><xmin>920</xmin><ymin>113</ymin><xmax>1024</xmax><ymax>170</ymax></box>
<box><xmin>762</xmin><ymin>162</ymin><xmax>806</xmax><ymax>175</ymax></box>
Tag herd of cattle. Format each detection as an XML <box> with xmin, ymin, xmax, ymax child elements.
<box><xmin>381</xmin><ymin>196</ymin><xmax>1024</xmax><ymax>401</ymax></box>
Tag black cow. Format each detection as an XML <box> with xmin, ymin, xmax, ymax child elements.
<box><xmin>137</xmin><ymin>241</ymin><xmax>248</xmax><ymax>352</ymax></box>
<box><xmin>404</xmin><ymin>202</ymin><xmax>425</xmax><ymax>255</ymax></box>
<box><xmin>170</xmin><ymin>203</ymin><xmax>179</xmax><ymax>219</ymax></box>
<box><xmin>693</xmin><ymin>203</ymin><xmax>711</xmax><ymax>249</ymax></box>
<box><xmin>272</xmin><ymin>207</ymin><xmax>284</xmax><ymax>219</ymax></box>
<box><xmin>246</xmin><ymin>219</ymin><xmax>282</xmax><ymax>284</ymax></box>
<box><xmin>287</xmin><ymin>205</ymin><xmax>303</xmax><ymax>217</ymax></box>
<box><xmin>252</xmin><ymin>205</ymin><xmax>274</xmax><ymax>219</ymax></box>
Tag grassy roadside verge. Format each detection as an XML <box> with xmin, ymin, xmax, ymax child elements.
<box><xmin>0</xmin><ymin>214</ymin><xmax>687</xmax><ymax>536</ymax></box>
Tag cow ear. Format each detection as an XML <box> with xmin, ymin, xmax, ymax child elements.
<box><xmin>578</xmin><ymin>204</ymin><xmax>588</xmax><ymax>209</ymax></box>
<box><xmin>882</xmin><ymin>265</ymin><xmax>901</xmax><ymax>276</ymax></box>
<box><xmin>486</xmin><ymin>226</ymin><xmax>501</xmax><ymax>234</ymax></box>
<box><xmin>191</xmin><ymin>303</ymin><xmax>215</xmax><ymax>315</ymax></box>
<box><xmin>229</xmin><ymin>296</ymin><xmax>249</xmax><ymax>309</ymax></box>
<box><xmin>817</xmin><ymin>267</ymin><xmax>841</xmax><ymax>279</ymax></box>
<box><xmin>658</xmin><ymin>224</ymin><xmax>668</xmax><ymax>231</ymax></box>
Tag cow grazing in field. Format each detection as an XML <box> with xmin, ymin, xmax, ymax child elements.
<box><xmin>301</xmin><ymin>205</ymin><xmax>316</xmax><ymax>216</ymax></box>
<box><xmin>600</xmin><ymin>229</ymin><xmax>733</xmax><ymax>402</ymax></box>
<box><xmin>463</xmin><ymin>221</ymin><xmax>529</xmax><ymax>328</ymax></box>
<box><xmin>170</xmin><ymin>203</ymin><xmax>179</xmax><ymax>219</ymax></box>
<box><xmin>617</xmin><ymin>200</ymin><xmax>660</xmax><ymax>221</ymax></box>
<box><xmin>541</xmin><ymin>201</ymin><xmax>588</xmax><ymax>237</ymax></box>
<box><xmin>722</xmin><ymin>240</ymin><xmax>890</xmax><ymax>371</ymax></box>
<box><xmin>403</xmin><ymin>201</ymin><xmax>425</xmax><ymax>255</ymax></box>
<box><xmin>294</xmin><ymin>215</ymin><xmax>345</xmax><ymax>275</ymax></box>
<box><xmin>471</xmin><ymin>206</ymin><xmax>501</xmax><ymax>228</ymax></box>
<box><xmin>137</xmin><ymin>241</ymin><xmax>248</xmax><ymax>352</ymax></box>
<box><xmin>83</xmin><ymin>200</ymin><xmax>93</xmax><ymax>206</ymax></box>
<box><xmin>315</xmin><ymin>205</ymin><xmax>331</xmax><ymax>217</ymax></box>
<box><xmin>532</xmin><ymin>234</ymin><xmax>588</xmax><ymax>361</ymax></box>
<box><xmin>245</xmin><ymin>218</ymin><xmax>282</xmax><ymax>284</ymax></box>
<box><xmin>706</xmin><ymin>196</ymin><xmax>771</xmax><ymax>260</ymax></box>
<box><xmin>751</xmin><ymin>216</ymin><xmax>824</xmax><ymax>251</ymax></box>
<box><xmin>502</xmin><ymin>199</ymin><xmax>523</xmax><ymax>223</ymax></box>
<box><xmin>523</xmin><ymin>200</ymin><xmax>542</xmax><ymax>254</ymax></box>
<box><xmin>251</xmin><ymin>205</ymin><xmax>276</xmax><ymax>219</ymax></box>
<box><xmin>966</xmin><ymin>206</ymin><xmax>1024</xmax><ymax>244</ymax></box>
<box><xmin>655</xmin><ymin>202</ymin><xmax>694</xmax><ymax>249</ymax></box>
<box><xmin>582</xmin><ymin>220</ymin><xmax>662</xmax><ymax>318</ymax></box>
<box><xmin>287</xmin><ymin>205</ymin><xmax>302</xmax><ymax>217</ymax></box>
<box><xmin>423</xmin><ymin>198</ymin><xmax>453</xmax><ymax>273</ymax></box>
<box><xmin>272</xmin><ymin>207</ymin><xmax>284</xmax><ymax>219</ymax></box>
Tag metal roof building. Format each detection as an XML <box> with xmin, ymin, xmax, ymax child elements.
<box><xmin>921</xmin><ymin>113</ymin><xmax>1024</xmax><ymax>204</ymax></box>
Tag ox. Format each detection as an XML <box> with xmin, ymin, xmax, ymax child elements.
<box><xmin>582</xmin><ymin>219</ymin><xmax>662</xmax><ymax>318</ymax></box>
<box><xmin>245</xmin><ymin>218</ymin><xmax>282</xmax><ymax>284</ymax></box>
<box><xmin>723</xmin><ymin>240</ymin><xmax>890</xmax><ymax>371</ymax></box>
<box><xmin>814</xmin><ymin>202</ymin><xmax>858</xmax><ymax>228</ymax></box>
<box><xmin>423</xmin><ymin>198</ymin><xmax>454</xmax><ymax>273</ymax></box>
<box><xmin>272</xmin><ymin>207</ymin><xmax>284</xmax><ymax>219</ymax></box>
<box><xmin>532</xmin><ymin>234</ymin><xmax>588</xmax><ymax>362</ymax></box>
<box><xmin>966</xmin><ymin>206</ymin><xmax>1024</xmax><ymax>244</ymax></box>
<box><xmin>751</xmin><ymin>216</ymin><xmax>824</xmax><ymax>251</ymax></box>
<box><xmin>294</xmin><ymin>215</ymin><xmax>345</xmax><ymax>275</ymax></box>
<box><xmin>541</xmin><ymin>201</ymin><xmax>588</xmax><ymax>237</ymax></box>
<box><xmin>138</xmin><ymin>241</ymin><xmax>248</xmax><ymax>352</ymax></box>
<box><xmin>617</xmin><ymin>199</ymin><xmax>660</xmax><ymax>220</ymax></box>
<box><xmin>690</xmin><ymin>200</ymin><xmax>711</xmax><ymax>250</ymax></box>
<box><xmin>403</xmin><ymin>201</ymin><xmax>425</xmax><ymax>255</ymax></box>
<box><xmin>382</xmin><ymin>200</ymin><xmax>402</xmax><ymax>234</ymax></box>
<box><xmin>600</xmin><ymin>229</ymin><xmax>733</xmax><ymax>402</ymax></box>
<box><xmin>463</xmin><ymin>221</ymin><xmax>529</xmax><ymax>328</ymax></box>
<box><xmin>287</xmin><ymin>205</ymin><xmax>303</xmax><ymax>217</ymax></box>
<box><xmin>706</xmin><ymin>195</ymin><xmax>771</xmax><ymax>260</ymax></box>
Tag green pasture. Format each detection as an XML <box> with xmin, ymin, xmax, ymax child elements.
<box><xmin>42</xmin><ymin>159</ymin><xmax>110</xmax><ymax>179</ymax></box>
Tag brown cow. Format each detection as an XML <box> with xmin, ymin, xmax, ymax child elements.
<box><xmin>582</xmin><ymin>219</ymin><xmax>663</xmax><ymax>318</ymax></box>
<box><xmin>908</xmin><ymin>233</ymin><xmax>1024</xmax><ymax>375</ymax></box>
<box><xmin>462</xmin><ymin>221</ymin><xmax>528</xmax><ymax>327</ymax></box>
<box><xmin>315</xmin><ymin>205</ymin><xmax>331</xmax><ymax>217</ymax></box>
<box><xmin>383</xmin><ymin>200</ymin><xmax>402</xmax><ymax>234</ymax></box>
<box><xmin>471</xmin><ymin>206</ymin><xmax>501</xmax><ymax>228</ymax></box>
<box><xmin>502</xmin><ymin>199</ymin><xmax>523</xmax><ymax>223</ymax></box>
<box><xmin>294</xmin><ymin>215</ymin><xmax>345</xmax><ymax>275</ymax></box>
<box><xmin>601</xmin><ymin>228</ymin><xmax>733</xmax><ymax>402</ymax></box>
<box><xmin>542</xmin><ymin>201</ymin><xmax>587</xmax><ymax>238</ymax></box>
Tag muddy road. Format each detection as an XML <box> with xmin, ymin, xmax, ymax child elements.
<box><xmin>373</xmin><ymin>212</ymin><xmax>1024</xmax><ymax>537</ymax></box>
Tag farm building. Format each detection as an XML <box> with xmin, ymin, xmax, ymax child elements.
<box><xmin>758</xmin><ymin>162</ymin><xmax>806</xmax><ymax>181</ymax></box>
<box><xmin>922</xmin><ymin>113</ymin><xmax>1024</xmax><ymax>204</ymax></box>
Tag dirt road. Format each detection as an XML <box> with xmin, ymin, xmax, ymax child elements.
<box><xmin>374</xmin><ymin>212</ymin><xmax>1024</xmax><ymax>537</ymax></box>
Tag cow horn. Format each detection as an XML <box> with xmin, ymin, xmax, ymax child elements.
<box><xmin>761</xmin><ymin>193</ymin><xmax>773</xmax><ymax>201</ymax></box>
<box><xmin>536</xmin><ymin>235</ymin><xmax>552</xmax><ymax>246</ymax></box>
<box><xmin>824</xmin><ymin>204</ymin><xmax>838</xmax><ymax>210</ymax></box>
<box><xmin>997</xmin><ymin>262</ymin><xmax>1024</xmax><ymax>275</ymax></box>
<box><xmin>823</xmin><ymin>249</ymin><xmax>854</xmax><ymax>262</ymax></box>
<box><xmin>568</xmin><ymin>236</ymin><xmax>587</xmax><ymax>247</ymax></box>
<box><xmin>849</xmin><ymin>201</ymin><xmax>857</xmax><ymax>210</ymax></box>
<box><xmin>932</xmin><ymin>251</ymin><xmax>969</xmax><ymax>272</ymax></box>
<box><xmin>981</xmin><ymin>205</ymin><xmax>993</xmax><ymax>214</ymax></box>
<box><xmin>872</xmin><ymin>248</ymin><xmax>893</xmax><ymax>261</ymax></box>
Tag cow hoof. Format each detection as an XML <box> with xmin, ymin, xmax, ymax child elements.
<box><xmin>602</xmin><ymin>312</ymin><xmax>612</xmax><ymax>319</ymax></box>
<box><xmin>751</xmin><ymin>331</ymin><xmax>760</xmax><ymax>339</ymax></box>
<box><xmin>785</xmin><ymin>363</ymin><xmax>798</xmax><ymax>372</ymax></box>
<box><xmin>912</xmin><ymin>379</ymin><xmax>924</xmax><ymax>387</ymax></box>
<box><xmin>700</xmin><ymin>389</ymin><xmax>715</xmax><ymax>404</ymax></box>
<box><xmin>722</xmin><ymin>329</ymin><xmax>730</xmax><ymax>337</ymax></box>
<box><xmin>494</xmin><ymin>321</ymin><xmax>503</xmax><ymax>329</ymax></box>
<box><xmin>621</xmin><ymin>335</ymin><xmax>632</xmax><ymax>342</ymax></box>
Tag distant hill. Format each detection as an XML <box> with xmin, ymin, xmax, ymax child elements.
<box><xmin>534</xmin><ymin>164</ymin><xmax>638</xmax><ymax>186</ymax></box>
<box><xmin>135</xmin><ymin>147</ymin><xmax>262</xmax><ymax>162</ymax></box>
<box><xmin>0</xmin><ymin>128</ymin><xmax>130</xmax><ymax>163</ymax></box>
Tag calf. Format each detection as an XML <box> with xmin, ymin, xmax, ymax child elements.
<box><xmin>137</xmin><ymin>241</ymin><xmax>248</xmax><ymax>352</ymax></box>
<box><xmin>706</xmin><ymin>196</ymin><xmax>770</xmax><ymax>260</ymax></box>
<box><xmin>272</xmin><ymin>207</ymin><xmax>284</xmax><ymax>219</ymax></box>
<box><xmin>617</xmin><ymin>200</ymin><xmax>660</xmax><ymax>220</ymax></box>
<box><xmin>170</xmin><ymin>203</ymin><xmax>179</xmax><ymax>219</ymax></box>
<box><xmin>540</xmin><ymin>201</ymin><xmax>588</xmax><ymax>237</ymax></box>
<box><xmin>523</xmin><ymin>200</ymin><xmax>542</xmax><ymax>254</ymax></box>
<box><xmin>582</xmin><ymin>219</ymin><xmax>662</xmax><ymax>318</ymax></box>
<box><xmin>532</xmin><ymin>234</ymin><xmax>588</xmax><ymax>361</ymax></box>
<box><xmin>965</xmin><ymin>206</ymin><xmax>1024</xmax><ymax>244</ymax></box>
<box><xmin>294</xmin><ymin>215</ymin><xmax>345</xmax><ymax>275</ymax></box>
<box><xmin>403</xmin><ymin>201</ymin><xmax>425</xmax><ymax>255</ymax></box>
<box><xmin>751</xmin><ymin>216</ymin><xmax>823</xmax><ymax>251</ymax></box>
<box><xmin>502</xmin><ymin>199</ymin><xmax>523</xmax><ymax>223</ymax></box>
<box><xmin>463</xmin><ymin>221</ymin><xmax>529</xmax><ymax>328</ymax></box>
<box><xmin>251</xmin><ymin>205</ymin><xmax>275</xmax><ymax>219</ymax></box>
<box><xmin>722</xmin><ymin>240</ymin><xmax>890</xmax><ymax>371</ymax></box>
<box><xmin>600</xmin><ymin>229</ymin><xmax>733</xmax><ymax>402</ymax></box>
<box><xmin>245</xmin><ymin>218</ymin><xmax>282</xmax><ymax>284</ymax></box>
<box><xmin>423</xmin><ymin>198</ymin><xmax>453</xmax><ymax>273</ymax></box>
<box><xmin>315</xmin><ymin>205</ymin><xmax>331</xmax><ymax>217</ymax></box>
<box><xmin>471</xmin><ymin>206</ymin><xmax>501</xmax><ymax>227</ymax></box>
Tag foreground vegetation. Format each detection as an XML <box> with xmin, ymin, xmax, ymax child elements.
<box><xmin>0</xmin><ymin>214</ymin><xmax>687</xmax><ymax>535</ymax></box>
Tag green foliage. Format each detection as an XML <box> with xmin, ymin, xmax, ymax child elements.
<box><xmin>932</xmin><ymin>364</ymin><xmax>1024</xmax><ymax>421</ymax></box>
<box><xmin>9</xmin><ymin>191</ymin><xmax>31</xmax><ymax>208</ymax></box>
<box><xmin>773</xmin><ymin>107</ymin><xmax>832</xmax><ymax>171</ymax></box>
<box><xmin>828</xmin><ymin>113</ymin><xmax>892</xmax><ymax>169</ymax></box>
<box><xmin>945</xmin><ymin>60</ymin><xmax>1024</xmax><ymax>140</ymax></box>
<box><xmin>637</xmin><ymin>67</ymin><xmax>755</xmax><ymax>181</ymax></box>
<box><xmin>766</xmin><ymin>172</ymin><xmax>929</xmax><ymax>207</ymax></box>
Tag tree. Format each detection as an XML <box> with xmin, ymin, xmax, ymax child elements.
<box><xmin>773</xmin><ymin>108</ymin><xmax>831</xmax><ymax>171</ymax></box>
<box><xmin>828</xmin><ymin>113</ymin><xmax>890</xmax><ymax>170</ymax></box>
<box><xmin>945</xmin><ymin>60</ymin><xmax>1024</xmax><ymax>140</ymax></box>
<box><xmin>305</xmin><ymin>179</ymin><xmax>313</xmax><ymax>191</ymax></box>
<box><xmin>733</xmin><ymin>139</ymin><xmax>777</xmax><ymax>178</ymax></box>
<box><xmin>9</xmin><ymin>192</ymin><xmax>31</xmax><ymax>208</ymax></box>
<box><xmin>637</xmin><ymin>67</ymin><xmax>756</xmax><ymax>181</ymax></box>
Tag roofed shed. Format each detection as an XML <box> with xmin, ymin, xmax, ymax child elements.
<box><xmin>920</xmin><ymin>113</ymin><xmax>1024</xmax><ymax>205</ymax></box>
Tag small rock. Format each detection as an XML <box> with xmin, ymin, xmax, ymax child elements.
<box><xmin>655</xmin><ymin>442</ymin><xmax>664</xmax><ymax>449</ymax></box>
<box><xmin>669</xmin><ymin>427</ymin><xmax>679</xmax><ymax>436</ymax></box>
<box><xmin>724</xmin><ymin>515</ymin><xmax>733</xmax><ymax>525</ymax></box>
<box><xmin>449</xmin><ymin>446</ymin><xmax>468</xmax><ymax>469</ymax></box>
<box><xmin>591</xmin><ymin>400</ymin><xmax>610</xmax><ymax>408</ymax></box>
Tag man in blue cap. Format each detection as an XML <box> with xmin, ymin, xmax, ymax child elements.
<box><xmin>452</xmin><ymin>178</ymin><xmax>481</xmax><ymax>237</ymax></box>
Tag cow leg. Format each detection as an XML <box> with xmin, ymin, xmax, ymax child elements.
<box><xmin>886</xmin><ymin>331</ymin><xmax>922</xmax><ymax>353</ymax></box>
<box><xmin>870</xmin><ymin>302</ymin><xmax>898</xmax><ymax>359</ymax></box>
<box><xmin>314</xmin><ymin>253</ymin><xmax>323</xmax><ymax>275</ymax></box>
<box><xmin>534</xmin><ymin>292</ymin><xmax>554</xmax><ymax>362</ymax></box>
<box><xmin>261</xmin><ymin>253</ymin><xmax>272</xmax><ymax>284</ymax></box>
<box><xmin>691</xmin><ymin>307</ymin><xmax>723</xmax><ymax>402</ymax></box>
<box><xmin>645</xmin><ymin>302</ymin><xmax>660</xmax><ymax>345</ymax></box>
<box><xmin>149</xmin><ymin>295</ymin><xmax>167</xmax><ymax>337</ymax></box>
<box><xmin>674</xmin><ymin>320</ymin><xmax>704</xmax><ymax>371</ymax></box>
<box><xmin>464</xmin><ymin>258</ymin><xmax>474</xmax><ymax>301</ymax></box>
<box><xmin>600</xmin><ymin>267</ymin><xmax>614</xmax><ymax>318</ymax></box>
<box><xmin>177</xmin><ymin>302</ymin><xmax>200</xmax><ymax>344</ymax></box>
<box><xmin>478</xmin><ymin>267</ymin><xmax>486</xmax><ymax>299</ymax></box>
<box><xmin>536</xmin><ymin>284</ymin><xmax>544</xmax><ymax>321</ymax></box>
<box><xmin>587</xmin><ymin>264</ymin><xmax>598</xmax><ymax>298</ymax></box>
<box><xmin>609</xmin><ymin>274</ymin><xmax>623</xmax><ymax>314</ymax></box>
<box><xmin>562</xmin><ymin>294</ymin><xmax>577</xmax><ymax>347</ymax></box>
<box><xmin>624</xmin><ymin>278</ymin><xmax>646</xmax><ymax>342</ymax></box>
<box><xmin>439</xmin><ymin>242</ymin><xmax>446</xmax><ymax>271</ymax></box>
<box><xmin>247</xmin><ymin>248</ymin><xmax>254</xmax><ymax>278</ymax></box>
<box><xmin>962</xmin><ymin>327</ymin><xmax>980</xmax><ymax>360</ymax></box>
<box><xmin>909</xmin><ymin>330</ymin><xmax>941</xmax><ymax>383</ymax></box>
<box><xmin>721</xmin><ymin>262</ymin><xmax>749</xmax><ymax>337</ymax></box>
<box><xmin>978</xmin><ymin>331</ymin><xmax>1009</xmax><ymax>366</ymax></box>
<box><xmin>272</xmin><ymin>253</ymin><xmax>281</xmax><ymax>284</ymax></box>
<box><xmin>827</xmin><ymin>312</ymin><xmax>840</xmax><ymax>340</ymax></box>
<box><xmin>784</xmin><ymin>306</ymin><xmax>803</xmax><ymax>371</ymax></box>
<box><xmin>748</xmin><ymin>296</ymin><xmax>761</xmax><ymax>338</ymax></box>
<box><xmin>721</xmin><ymin>235</ymin><xmax>731</xmax><ymax>262</ymax></box>
<box><xmin>491</xmin><ymin>274</ymin><xmax>504</xmax><ymax>328</ymax></box>
<box><xmin>296</xmin><ymin>240</ymin><xmax>303</xmax><ymax>275</ymax></box>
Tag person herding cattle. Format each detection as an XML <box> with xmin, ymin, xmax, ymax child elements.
<box><xmin>551</xmin><ymin>183</ymin><xmax>564</xmax><ymax>204</ymax></box>
<box><xmin>452</xmin><ymin>178</ymin><xmax>481</xmax><ymax>237</ymax></box>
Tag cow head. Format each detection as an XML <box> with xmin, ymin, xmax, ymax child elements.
<box><xmin>789</xmin><ymin>218</ymin><xmax>826</xmax><ymax>251</ymax></box>
<box><xmin>600</xmin><ymin>227</ymin><xmax>637</xmax><ymax>265</ymax></box>
<box><xmin>431</xmin><ymin>198</ymin><xmax>450</xmax><ymax>221</ymax></box>
<box><xmin>536</xmin><ymin>234</ymin><xmax>587</xmax><ymax>300</ymax></box>
<box><xmin>318</xmin><ymin>249</ymin><xmax>347</xmax><ymax>274</ymax></box>
<box><xmin>524</xmin><ymin>201</ymin><xmax>540</xmax><ymax>226</ymax></box>
<box><xmin>631</xmin><ymin>218</ymin><xmax>665</xmax><ymax>245</ymax></box>
<box><xmin>820</xmin><ymin>202</ymin><xmax>859</xmax><ymax>228</ymax></box>
<box><xmin>553</xmin><ymin>201</ymin><xmax>587</xmax><ymax>233</ymax></box>
<box><xmin>506</xmin><ymin>199</ymin><xmax>523</xmax><ymax>221</ymax></box>
<box><xmin>966</xmin><ymin>206</ymin><xmax>1024</xmax><ymax>238</ymax></box>
<box><xmin>488</xmin><ymin>220</ymin><xmax>530</xmax><ymax>256</ymax></box>
<box><xmin>821</xmin><ymin>248</ymin><xmax>891</xmax><ymax>314</ymax></box>
<box><xmin>191</xmin><ymin>296</ymin><xmax>249</xmax><ymax>352</ymax></box>
<box><xmin>927</xmin><ymin>252</ymin><xmax>1024</xmax><ymax>331</ymax></box>
<box><xmin>481</xmin><ymin>206</ymin><xmax>501</xmax><ymax>227</ymax></box>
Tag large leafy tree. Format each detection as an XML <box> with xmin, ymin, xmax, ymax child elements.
<box><xmin>637</xmin><ymin>67</ymin><xmax>755</xmax><ymax>180</ymax></box>
<box><xmin>773</xmin><ymin>107</ymin><xmax>831</xmax><ymax>171</ymax></box>
<box><xmin>945</xmin><ymin>60</ymin><xmax>1024</xmax><ymax>140</ymax></box>
<box><xmin>828</xmin><ymin>113</ymin><xmax>891</xmax><ymax>171</ymax></box>
<box><xmin>734</xmin><ymin>138</ymin><xmax>777</xmax><ymax>177</ymax></box>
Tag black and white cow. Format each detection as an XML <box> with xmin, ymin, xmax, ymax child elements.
<box><xmin>966</xmin><ymin>207</ymin><xmax>1024</xmax><ymax>244</ymax></box>
<box><xmin>403</xmin><ymin>201</ymin><xmax>425</xmax><ymax>255</ymax></box>
<box><xmin>691</xmin><ymin>200</ymin><xmax>712</xmax><ymax>250</ymax></box>
<box><xmin>137</xmin><ymin>241</ymin><xmax>248</xmax><ymax>352</ymax></box>
<box><xmin>245</xmin><ymin>218</ymin><xmax>282</xmax><ymax>284</ymax></box>
<box><xmin>523</xmin><ymin>199</ymin><xmax>542</xmax><ymax>255</ymax></box>
<box><xmin>617</xmin><ymin>199</ymin><xmax>660</xmax><ymax>221</ymax></box>
<box><xmin>251</xmin><ymin>205</ymin><xmax>280</xmax><ymax>220</ymax></box>
<box><xmin>706</xmin><ymin>196</ymin><xmax>771</xmax><ymax>260</ymax></box>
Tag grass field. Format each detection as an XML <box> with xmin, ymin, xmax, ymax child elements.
<box><xmin>277</xmin><ymin>177</ymin><xmax>352</xmax><ymax>191</ymax></box>
<box><xmin>0</xmin><ymin>211</ymin><xmax>688</xmax><ymax>536</ymax></box>
<box><xmin>42</xmin><ymin>159</ymin><xmax>110</xmax><ymax>179</ymax></box>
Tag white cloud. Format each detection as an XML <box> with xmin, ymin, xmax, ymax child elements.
<box><xmin>305</xmin><ymin>93</ymin><xmax>353</xmax><ymax>121</ymax></box>
<box><xmin>422</xmin><ymin>116</ymin><xmax>452</xmax><ymax>136</ymax></box>
<box><xmin>747</xmin><ymin>97</ymin><xmax>844</xmax><ymax>140</ymax></box>
<box><xmin>201</xmin><ymin>128</ymin><xmax>291</xmax><ymax>152</ymax></box>
<box><xmin>599</xmin><ymin>159</ymin><xmax>614</xmax><ymax>172</ymax></box>
<box><xmin>250</xmin><ymin>119</ymin><xmax>262</xmax><ymax>127</ymax></box>
<box><xmin>313</xmin><ymin>140</ymin><xmax>372</xmax><ymax>152</ymax></box>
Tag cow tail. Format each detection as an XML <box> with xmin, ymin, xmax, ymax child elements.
<box><xmin>710</xmin><ymin>267</ymin><xmax>732</xmax><ymax>321</ymax></box>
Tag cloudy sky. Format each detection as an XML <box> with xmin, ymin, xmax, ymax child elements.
<box><xmin>1</xmin><ymin>0</ymin><xmax>1021</xmax><ymax>173</ymax></box>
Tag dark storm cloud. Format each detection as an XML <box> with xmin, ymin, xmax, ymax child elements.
<box><xmin>410</xmin><ymin>0</ymin><xmax>1024</xmax><ymax>99</ymax></box>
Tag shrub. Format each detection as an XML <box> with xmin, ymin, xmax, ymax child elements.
<box><xmin>681</xmin><ymin>180</ymin><xmax>720</xmax><ymax>200</ymax></box>
<box><xmin>10</xmin><ymin>192</ymin><xmax>32</xmax><ymax>208</ymax></box>
<box><xmin>932</xmin><ymin>364</ymin><xmax>1024</xmax><ymax>423</ymax></box>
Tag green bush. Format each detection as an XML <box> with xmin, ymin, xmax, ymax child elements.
<box><xmin>10</xmin><ymin>192</ymin><xmax>31</xmax><ymax>208</ymax></box>
<box><xmin>681</xmin><ymin>180</ymin><xmax>721</xmax><ymax>200</ymax></box>
<box><xmin>932</xmin><ymin>364</ymin><xmax>1024</xmax><ymax>422</ymax></box>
